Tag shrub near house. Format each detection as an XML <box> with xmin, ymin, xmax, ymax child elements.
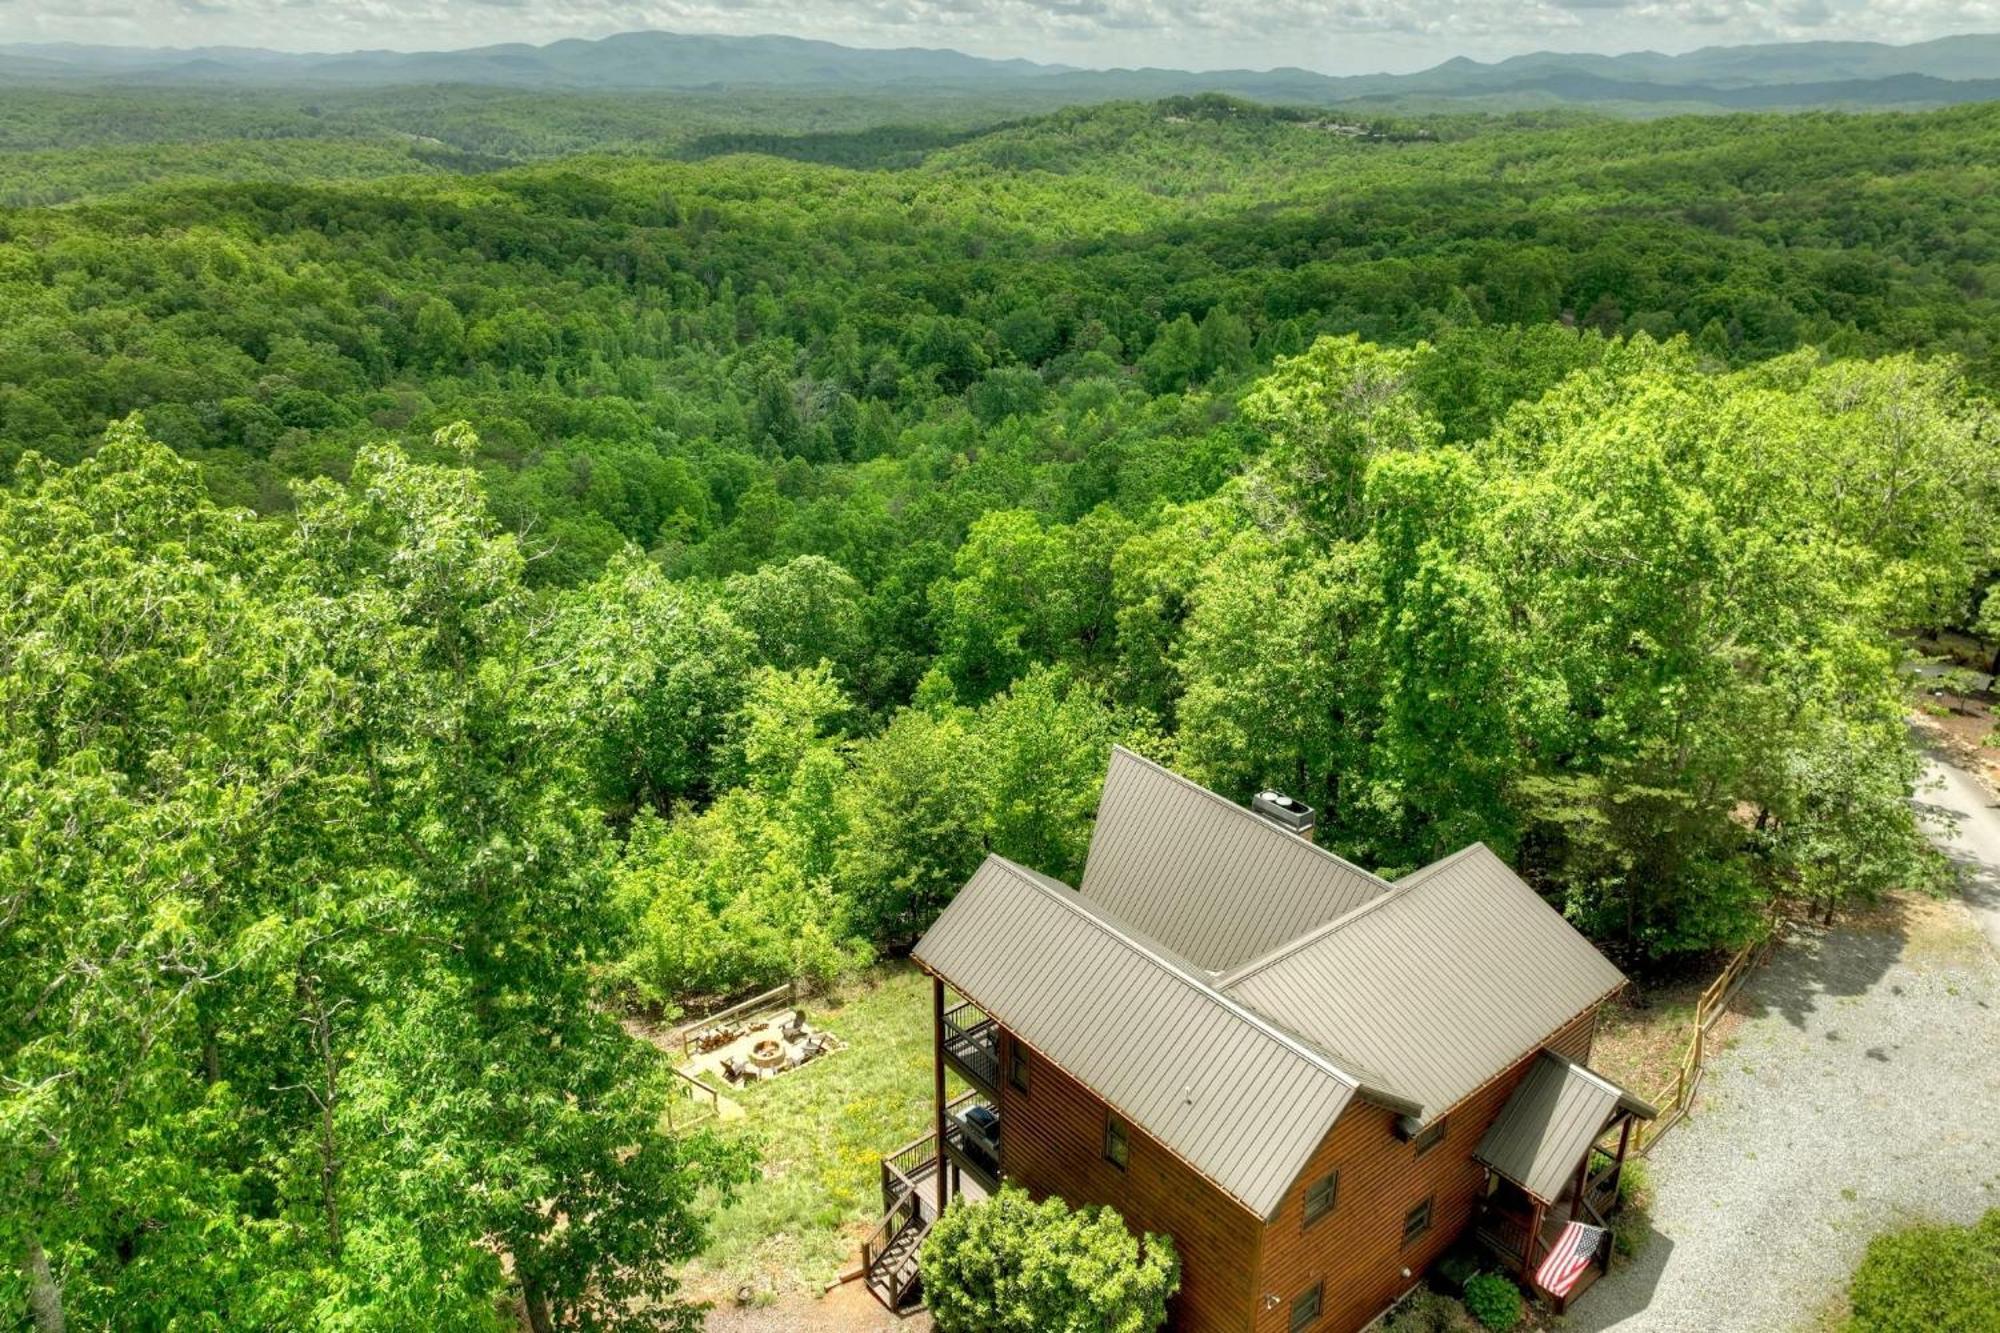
<box><xmin>919</xmin><ymin>1185</ymin><xmax>1180</xmax><ymax>1333</ymax></box>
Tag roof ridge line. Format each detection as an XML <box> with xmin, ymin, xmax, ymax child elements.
<box><xmin>1103</xmin><ymin>746</ymin><xmax>1392</xmax><ymax>888</ymax></box>
<box><xmin>984</xmin><ymin>854</ymin><xmax>1363</xmax><ymax>1093</ymax></box>
<box><xmin>1213</xmin><ymin>843</ymin><xmax>1493</xmax><ymax>989</ymax></box>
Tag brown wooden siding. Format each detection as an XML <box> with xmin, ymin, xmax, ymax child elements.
<box><xmin>996</xmin><ymin>1027</ymin><xmax>1261</xmax><ymax>1332</ymax></box>
<box><xmin>1249</xmin><ymin>1007</ymin><xmax>1600</xmax><ymax>1333</ymax></box>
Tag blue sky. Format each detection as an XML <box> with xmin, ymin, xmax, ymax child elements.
<box><xmin>3</xmin><ymin>0</ymin><xmax>1994</xmax><ymax>74</ymax></box>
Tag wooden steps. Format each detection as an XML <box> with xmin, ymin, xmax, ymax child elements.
<box><xmin>860</xmin><ymin>1189</ymin><xmax>929</xmax><ymax>1311</ymax></box>
<box><xmin>864</xmin><ymin>1211</ymin><xmax>927</xmax><ymax>1309</ymax></box>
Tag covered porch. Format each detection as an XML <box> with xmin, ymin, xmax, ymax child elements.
<box><xmin>858</xmin><ymin>978</ymin><xmax>1004</xmax><ymax>1313</ymax></box>
<box><xmin>1471</xmin><ymin>1051</ymin><xmax>1657</xmax><ymax>1312</ymax></box>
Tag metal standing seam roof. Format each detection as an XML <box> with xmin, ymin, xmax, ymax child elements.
<box><xmin>1474</xmin><ymin>1052</ymin><xmax>1659</xmax><ymax>1203</ymax></box>
<box><xmin>1076</xmin><ymin>747</ymin><xmax>1392</xmax><ymax>973</ymax></box>
<box><xmin>1220</xmin><ymin>843</ymin><xmax>1629</xmax><ymax>1122</ymax></box>
<box><xmin>912</xmin><ymin>855</ymin><xmax>1364</xmax><ymax>1220</ymax></box>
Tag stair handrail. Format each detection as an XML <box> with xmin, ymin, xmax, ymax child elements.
<box><xmin>861</xmin><ymin>1188</ymin><xmax>923</xmax><ymax>1309</ymax></box>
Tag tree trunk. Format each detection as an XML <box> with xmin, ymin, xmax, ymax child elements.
<box><xmin>201</xmin><ymin>1023</ymin><xmax>222</xmax><ymax>1086</ymax></box>
<box><xmin>299</xmin><ymin>970</ymin><xmax>343</xmax><ymax>1260</ymax></box>
<box><xmin>520</xmin><ymin>1275</ymin><xmax>556</xmax><ymax>1333</ymax></box>
<box><xmin>25</xmin><ymin>1233</ymin><xmax>65</xmax><ymax>1333</ymax></box>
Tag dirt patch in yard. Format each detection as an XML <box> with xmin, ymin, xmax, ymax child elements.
<box><xmin>702</xmin><ymin>1279</ymin><xmax>930</xmax><ymax>1332</ymax></box>
<box><xmin>1591</xmin><ymin>963</ymin><xmax>1741</xmax><ymax>1106</ymax></box>
<box><xmin>1911</xmin><ymin>703</ymin><xmax>1999</xmax><ymax>794</ymax></box>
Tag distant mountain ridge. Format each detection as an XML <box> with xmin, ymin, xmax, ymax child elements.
<box><xmin>3</xmin><ymin>29</ymin><xmax>1999</xmax><ymax>111</ymax></box>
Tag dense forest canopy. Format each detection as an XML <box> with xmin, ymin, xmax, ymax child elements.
<box><xmin>4</xmin><ymin>86</ymin><xmax>1999</xmax><ymax>1329</ymax></box>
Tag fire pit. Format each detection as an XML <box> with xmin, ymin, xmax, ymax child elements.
<box><xmin>749</xmin><ymin>1037</ymin><xmax>786</xmax><ymax>1072</ymax></box>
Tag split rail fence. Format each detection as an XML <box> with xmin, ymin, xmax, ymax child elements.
<box><xmin>1633</xmin><ymin>917</ymin><xmax>1783</xmax><ymax>1154</ymax></box>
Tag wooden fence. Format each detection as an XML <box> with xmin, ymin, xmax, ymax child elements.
<box><xmin>678</xmin><ymin>980</ymin><xmax>799</xmax><ymax>1058</ymax></box>
<box><xmin>663</xmin><ymin>1065</ymin><xmax>723</xmax><ymax>1131</ymax></box>
<box><xmin>1633</xmin><ymin>918</ymin><xmax>1783</xmax><ymax>1154</ymax></box>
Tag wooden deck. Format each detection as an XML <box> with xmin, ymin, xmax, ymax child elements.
<box><xmin>941</xmin><ymin>1000</ymin><xmax>999</xmax><ymax>1095</ymax></box>
<box><xmin>865</xmin><ymin>1097</ymin><xmax>999</xmax><ymax>1312</ymax></box>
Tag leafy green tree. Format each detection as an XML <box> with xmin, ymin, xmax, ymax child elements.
<box><xmin>1243</xmin><ymin>335</ymin><xmax>1441</xmax><ymax>540</ymax></box>
<box><xmin>836</xmin><ymin>705</ymin><xmax>987</xmax><ymax>947</ymax></box>
<box><xmin>1</xmin><ymin>420</ymin><xmax>750</xmax><ymax>1330</ymax></box>
<box><xmin>1138</xmin><ymin>313</ymin><xmax>1201</xmax><ymax>394</ymax></box>
<box><xmin>921</xmin><ymin>1185</ymin><xmax>1179</xmax><ymax>1333</ymax></box>
<box><xmin>974</xmin><ymin>668</ymin><xmax>1132</xmax><ymax>883</ymax></box>
<box><xmin>1756</xmin><ymin>714</ymin><xmax>1944</xmax><ymax>924</ymax></box>
<box><xmin>549</xmin><ymin>553</ymin><xmax>757</xmax><ymax>815</ymax></box>
<box><xmin>1174</xmin><ymin>530</ymin><xmax>1378</xmax><ymax>832</ymax></box>
<box><xmin>722</xmin><ymin>554</ymin><xmax>866</xmax><ymax>680</ymax></box>
<box><xmin>1365</xmin><ymin>447</ymin><xmax>1520</xmax><ymax>864</ymax></box>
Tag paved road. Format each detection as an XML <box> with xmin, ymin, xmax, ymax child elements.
<box><xmin>1572</xmin><ymin>753</ymin><xmax>2000</xmax><ymax>1333</ymax></box>
<box><xmin>1916</xmin><ymin>750</ymin><xmax>2000</xmax><ymax>954</ymax></box>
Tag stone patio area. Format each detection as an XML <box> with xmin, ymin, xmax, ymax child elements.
<box><xmin>679</xmin><ymin>1007</ymin><xmax>845</xmax><ymax>1091</ymax></box>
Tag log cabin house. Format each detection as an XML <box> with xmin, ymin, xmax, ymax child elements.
<box><xmin>862</xmin><ymin>747</ymin><xmax>1655</xmax><ymax>1330</ymax></box>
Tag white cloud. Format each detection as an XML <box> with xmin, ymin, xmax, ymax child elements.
<box><xmin>0</xmin><ymin>0</ymin><xmax>1991</xmax><ymax>73</ymax></box>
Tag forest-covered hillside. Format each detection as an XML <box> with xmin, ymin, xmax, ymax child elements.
<box><xmin>4</xmin><ymin>91</ymin><xmax>1998</xmax><ymax>1329</ymax></box>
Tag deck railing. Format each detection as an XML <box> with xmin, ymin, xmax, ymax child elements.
<box><xmin>860</xmin><ymin>1188</ymin><xmax>922</xmax><ymax>1310</ymax></box>
<box><xmin>941</xmin><ymin>1000</ymin><xmax>1000</xmax><ymax>1091</ymax></box>
<box><xmin>881</xmin><ymin>1090</ymin><xmax>982</xmax><ymax>1211</ymax></box>
<box><xmin>1476</xmin><ymin>1209</ymin><xmax>1536</xmax><ymax>1274</ymax></box>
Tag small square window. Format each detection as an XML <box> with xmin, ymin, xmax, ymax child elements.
<box><xmin>1303</xmin><ymin>1171</ymin><xmax>1339</xmax><ymax>1227</ymax></box>
<box><xmin>1103</xmin><ymin>1114</ymin><xmax>1129</xmax><ymax>1171</ymax></box>
<box><xmin>1289</xmin><ymin>1282</ymin><xmax>1323</xmax><ymax>1331</ymax></box>
<box><xmin>1402</xmin><ymin>1195</ymin><xmax>1434</xmax><ymax>1246</ymax></box>
<box><xmin>1010</xmin><ymin>1045</ymin><xmax>1029</xmax><ymax>1094</ymax></box>
<box><xmin>1411</xmin><ymin>1117</ymin><xmax>1448</xmax><ymax>1156</ymax></box>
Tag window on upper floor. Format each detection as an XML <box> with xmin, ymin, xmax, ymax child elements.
<box><xmin>1303</xmin><ymin>1170</ymin><xmax>1339</xmax><ymax>1227</ymax></box>
<box><xmin>1411</xmin><ymin>1117</ymin><xmax>1448</xmax><ymax>1156</ymax></box>
<box><xmin>1103</xmin><ymin>1113</ymin><xmax>1129</xmax><ymax>1171</ymax></box>
<box><xmin>1009</xmin><ymin>1043</ymin><xmax>1029</xmax><ymax>1094</ymax></box>
<box><xmin>1289</xmin><ymin>1282</ymin><xmax>1323</xmax><ymax>1330</ymax></box>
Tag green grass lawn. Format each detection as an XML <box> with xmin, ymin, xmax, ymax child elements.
<box><xmin>678</xmin><ymin>961</ymin><xmax>970</xmax><ymax>1301</ymax></box>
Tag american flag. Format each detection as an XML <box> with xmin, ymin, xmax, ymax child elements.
<box><xmin>1535</xmin><ymin>1221</ymin><xmax>1608</xmax><ymax>1297</ymax></box>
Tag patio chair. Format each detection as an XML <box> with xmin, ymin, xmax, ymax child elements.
<box><xmin>721</xmin><ymin>1056</ymin><xmax>751</xmax><ymax>1084</ymax></box>
<box><xmin>781</xmin><ymin>1011</ymin><xmax>808</xmax><ymax>1043</ymax></box>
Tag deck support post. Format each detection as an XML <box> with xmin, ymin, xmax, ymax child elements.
<box><xmin>1610</xmin><ymin>1115</ymin><xmax>1632</xmax><ymax>1207</ymax></box>
<box><xmin>1567</xmin><ymin>1153</ymin><xmax>1589</xmax><ymax>1222</ymax></box>
<box><xmin>1526</xmin><ymin>1199</ymin><xmax>1547</xmax><ymax>1274</ymax></box>
<box><xmin>932</xmin><ymin>975</ymin><xmax>949</xmax><ymax>1216</ymax></box>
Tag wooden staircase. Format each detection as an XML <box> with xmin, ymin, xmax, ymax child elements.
<box><xmin>861</xmin><ymin>1188</ymin><xmax>929</xmax><ymax>1311</ymax></box>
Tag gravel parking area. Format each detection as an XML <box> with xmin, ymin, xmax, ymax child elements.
<box><xmin>1572</xmin><ymin>890</ymin><xmax>2000</xmax><ymax>1330</ymax></box>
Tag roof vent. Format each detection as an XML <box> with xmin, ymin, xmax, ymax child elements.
<box><xmin>1251</xmin><ymin>790</ymin><xmax>1315</xmax><ymax>840</ymax></box>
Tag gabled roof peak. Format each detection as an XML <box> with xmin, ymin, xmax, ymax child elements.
<box><xmin>1076</xmin><ymin>747</ymin><xmax>1390</xmax><ymax>973</ymax></box>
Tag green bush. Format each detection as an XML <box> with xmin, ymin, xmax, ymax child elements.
<box><xmin>1462</xmin><ymin>1274</ymin><xmax>1524</xmax><ymax>1332</ymax></box>
<box><xmin>1847</xmin><ymin>1210</ymin><xmax>2000</xmax><ymax>1333</ymax></box>
<box><xmin>1436</xmin><ymin>1250</ymin><xmax>1481</xmax><ymax>1293</ymax></box>
<box><xmin>1616</xmin><ymin>1156</ymin><xmax>1652</xmax><ymax>1207</ymax></box>
<box><xmin>919</xmin><ymin>1185</ymin><xmax>1179</xmax><ymax>1333</ymax></box>
<box><xmin>1382</xmin><ymin>1288</ymin><xmax>1465</xmax><ymax>1333</ymax></box>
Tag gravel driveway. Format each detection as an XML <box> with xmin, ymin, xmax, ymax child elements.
<box><xmin>1571</xmin><ymin>756</ymin><xmax>2000</xmax><ymax>1332</ymax></box>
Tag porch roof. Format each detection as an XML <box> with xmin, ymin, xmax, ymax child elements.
<box><xmin>1475</xmin><ymin>1051</ymin><xmax>1657</xmax><ymax>1203</ymax></box>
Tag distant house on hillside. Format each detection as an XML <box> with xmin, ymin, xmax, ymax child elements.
<box><xmin>862</xmin><ymin>746</ymin><xmax>1654</xmax><ymax>1331</ymax></box>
